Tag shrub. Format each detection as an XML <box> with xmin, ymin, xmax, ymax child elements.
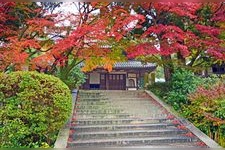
<box><xmin>183</xmin><ymin>81</ymin><xmax>225</xmax><ymax>146</ymax></box>
<box><xmin>56</xmin><ymin>66</ymin><xmax>86</xmax><ymax>90</ymax></box>
<box><xmin>0</xmin><ymin>71</ymin><xmax>72</xmax><ymax>148</ymax></box>
<box><xmin>166</xmin><ymin>68</ymin><xmax>202</xmax><ymax>110</ymax></box>
<box><xmin>147</xmin><ymin>82</ymin><xmax>171</xmax><ymax>100</ymax></box>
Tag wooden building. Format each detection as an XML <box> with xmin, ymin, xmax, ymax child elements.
<box><xmin>81</xmin><ymin>61</ymin><xmax>156</xmax><ymax>90</ymax></box>
<box><xmin>212</xmin><ymin>63</ymin><xmax>225</xmax><ymax>74</ymax></box>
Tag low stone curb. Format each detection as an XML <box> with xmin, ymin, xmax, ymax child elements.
<box><xmin>145</xmin><ymin>90</ymin><xmax>222</xmax><ymax>148</ymax></box>
<box><xmin>54</xmin><ymin>89</ymin><xmax>78</xmax><ymax>148</ymax></box>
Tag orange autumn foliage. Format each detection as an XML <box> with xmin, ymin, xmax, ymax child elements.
<box><xmin>0</xmin><ymin>2</ymin><xmax>144</xmax><ymax>72</ymax></box>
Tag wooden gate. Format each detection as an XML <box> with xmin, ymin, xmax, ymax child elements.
<box><xmin>108</xmin><ymin>74</ymin><xmax>126</xmax><ymax>90</ymax></box>
<box><xmin>100</xmin><ymin>74</ymin><xmax>106</xmax><ymax>90</ymax></box>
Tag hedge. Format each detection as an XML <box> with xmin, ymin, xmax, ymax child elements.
<box><xmin>0</xmin><ymin>71</ymin><xmax>72</xmax><ymax>148</ymax></box>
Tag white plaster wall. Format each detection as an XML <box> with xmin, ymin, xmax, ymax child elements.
<box><xmin>126</xmin><ymin>73</ymin><xmax>136</xmax><ymax>87</ymax></box>
<box><xmin>126</xmin><ymin>78</ymin><xmax>129</xmax><ymax>86</ymax></box>
<box><xmin>128</xmin><ymin>88</ymin><xmax>137</xmax><ymax>90</ymax></box>
<box><xmin>127</xmin><ymin>73</ymin><xmax>137</xmax><ymax>90</ymax></box>
<box><xmin>127</xmin><ymin>78</ymin><xmax>136</xmax><ymax>87</ymax></box>
<box><xmin>89</xmin><ymin>72</ymin><xmax>100</xmax><ymax>84</ymax></box>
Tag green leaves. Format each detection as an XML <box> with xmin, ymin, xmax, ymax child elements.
<box><xmin>166</xmin><ymin>68</ymin><xmax>202</xmax><ymax>110</ymax></box>
<box><xmin>149</xmin><ymin>67</ymin><xmax>225</xmax><ymax>147</ymax></box>
<box><xmin>0</xmin><ymin>71</ymin><xmax>72</xmax><ymax>148</ymax></box>
<box><xmin>147</xmin><ymin>82</ymin><xmax>171</xmax><ymax>100</ymax></box>
<box><xmin>184</xmin><ymin>81</ymin><xmax>225</xmax><ymax>146</ymax></box>
<box><xmin>56</xmin><ymin>64</ymin><xmax>86</xmax><ymax>90</ymax></box>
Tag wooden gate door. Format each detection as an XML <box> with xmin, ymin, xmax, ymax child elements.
<box><xmin>100</xmin><ymin>74</ymin><xmax>106</xmax><ymax>90</ymax></box>
<box><xmin>108</xmin><ymin>74</ymin><xmax>126</xmax><ymax>90</ymax></box>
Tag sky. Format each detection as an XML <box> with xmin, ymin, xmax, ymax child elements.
<box><xmin>52</xmin><ymin>2</ymin><xmax>100</xmax><ymax>26</ymax></box>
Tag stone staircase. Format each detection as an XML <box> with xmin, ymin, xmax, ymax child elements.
<box><xmin>67</xmin><ymin>90</ymin><xmax>207</xmax><ymax>148</ymax></box>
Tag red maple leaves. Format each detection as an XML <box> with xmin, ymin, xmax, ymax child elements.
<box><xmin>126</xmin><ymin>2</ymin><xmax>225</xmax><ymax>62</ymax></box>
<box><xmin>0</xmin><ymin>2</ymin><xmax>224</xmax><ymax>72</ymax></box>
<box><xmin>208</xmin><ymin>48</ymin><xmax>225</xmax><ymax>60</ymax></box>
<box><xmin>153</xmin><ymin>2</ymin><xmax>202</xmax><ymax>19</ymax></box>
<box><xmin>0</xmin><ymin>2</ymin><xmax>146</xmax><ymax>72</ymax></box>
<box><xmin>127</xmin><ymin>24</ymin><xmax>190</xmax><ymax>58</ymax></box>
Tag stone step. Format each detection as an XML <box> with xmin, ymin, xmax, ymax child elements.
<box><xmin>78</xmin><ymin>97</ymin><xmax>104</xmax><ymax>99</ymax></box>
<box><xmin>72</xmin><ymin>118</ymin><xmax>169</xmax><ymax>125</ymax></box>
<box><xmin>75</xmin><ymin>106</ymin><xmax>123</xmax><ymax>110</ymax></box>
<box><xmin>109</xmin><ymin>98</ymin><xmax>152</xmax><ymax>100</ymax></box>
<box><xmin>75</xmin><ymin>105</ymin><xmax>114</xmax><ymax>109</ymax></box>
<box><xmin>115</xmin><ymin>144</ymin><xmax>207</xmax><ymax>148</ymax></box>
<box><xmin>79</xmin><ymin>92</ymin><xmax>103</xmax><ymax>95</ymax></box>
<box><xmin>67</xmin><ymin>90</ymin><xmax>208</xmax><ymax>148</ymax></box>
<box><xmin>75</xmin><ymin>103</ymin><xmax>162</xmax><ymax>108</ymax></box>
<box><xmin>110</xmin><ymin>101</ymin><xmax>159</xmax><ymax>104</ymax></box>
<box><xmin>76</xmin><ymin>101</ymin><xmax>109</xmax><ymax>105</ymax></box>
<box><xmin>79</xmin><ymin>92</ymin><xmax>105</xmax><ymax>94</ymax></box>
<box><xmin>75</xmin><ymin>112</ymin><xmax>168</xmax><ymax>119</ymax></box>
<box><xmin>67</xmin><ymin>136</ymin><xmax>199</xmax><ymax>147</ymax></box>
<box><xmin>108</xmin><ymin>97</ymin><xmax>149</xmax><ymax>99</ymax></box>
<box><xmin>70</xmin><ymin>123</ymin><xmax>179</xmax><ymax>132</ymax></box>
<box><xmin>78</xmin><ymin>94</ymin><xmax>104</xmax><ymax>98</ymax></box>
<box><xmin>75</xmin><ymin>104</ymin><xmax>160</xmax><ymax>109</ymax></box>
<box><xmin>103</xmin><ymin>91</ymin><xmax>145</xmax><ymax>94</ymax></box>
<box><xmin>105</xmin><ymin>94</ymin><xmax>148</xmax><ymax>97</ymax></box>
<box><xmin>75</xmin><ymin>109</ymin><xmax>124</xmax><ymax>114</ymax></box>
<box><xmin>79</xmin><ymin>91</ymin><xmax>103</xmax><ymax>93</ymax></box>
<box><xmin>77</xmin><ymin>100</ymin><xmax>158</xmax><ymax>104</ymax></box>
<box><xmin>70</xmin><ymin>129</ymin><xmax>188</xmax><ymax>140</ymax></box>
<box><xmin>75</xmin><ymin>115</ymin><xmax>169</xmax><ymax>121</ymax></box>
<box><xmin>77</xmin><ymin>98</ymin><xmax>108</xmax><ymax>101</ymax></box>
<box><xmin>78</xmin><ymin>95</ymin><xmax>103</xmax><ymax>98</ymax></box>
<box><xmin>109</xmin><ymin>98</ymin><xmax>151</xmax><ymax>101</ymax></box>
<box><xmin>77</xmin><ymin>98</ymin><xmax>157</xmax><ymax>103</ymax></box>
<box><xmin>75</xmin><ymin>114</ymin><xmax>132</xmax><ymax>119</ymax></box>
<box><xmin>68</xmin><ymin>143</ymin><xmax>204</xmax><ymax>148</ymax></box>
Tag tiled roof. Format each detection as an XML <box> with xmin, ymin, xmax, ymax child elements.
<box><xmin>78</xmin><ymin>61</ymin><xmax>156</xmax><ymax>69</ymax></box>
<box><xmin>114</xmin><ymin>61</ymin><xmax>156</xmax><ymax>69</ymax></box>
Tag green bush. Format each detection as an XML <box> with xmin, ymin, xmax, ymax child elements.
<box><xmin>148</xmin><ymin>68</ymin><xmax>222</xmax><ymax>111</ymax></box>
<box><xmin>148</xmin><ymin>67</ymin><xmax>225</xmax><ymax>146</ymax></box>
<box><xmin>0</xmin><ymin>71</ymin><xmax>72</xmax><ymax>148</ymax></box>
<box><xmin>147</xmin><ymin>82</ymin><xmax>171</xmax><ymax>100</ymax></box>
<box><xmin>166</xmin><ymin>68</ymin><xmax>202</xmax><ymax>110</ymax></box>
<box><xmin>183</xmin><ymin>81</ymin><xmax>225</xmax><ymax>146</ymax></box>
<box><xmin>56</xmin><ymin>66</ymin><xmax>86</xmax><ymax>90</ymax></box>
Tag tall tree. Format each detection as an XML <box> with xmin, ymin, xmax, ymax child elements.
<box><xmin>0</xmin><ymin>2</ymin><xmax>144</xmax><ymax>75</ymax></box>
<box><xmin>125</xmin><ymin>2</ymin><xmax>225</xmax><ymax>81</ymax></box>
<box><xmin>0</xmin><ymin>2</ymin><xmax>58</xmax><ymax>72</ymax></box>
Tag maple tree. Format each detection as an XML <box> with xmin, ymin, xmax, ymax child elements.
<box><xmin>124</xmin><ymin>2</ymin><xmax>225</xmax><ymax>81</ymax></box>
<box><xmin>1</xmin><ymin>2</ymin><xmax>224</xmax><ymax>82</ymax></box>
<box><xmin>0</xmin><ymin>2</ymin><xmax>58</xmax><ymax>72</ymax></box>
<box><xmin>0</xmin><ymin>2</ymin><xmax>144</xmax><ymax>76</ymax></box>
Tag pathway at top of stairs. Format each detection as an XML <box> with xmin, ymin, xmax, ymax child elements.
<box><xmin>67</xmin><ymin>90</ymin><xmax>208</xmax><ymax>148</ymax></box>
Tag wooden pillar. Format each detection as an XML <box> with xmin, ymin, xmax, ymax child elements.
<box><xmin>139</xmin><ymin>70</ymin><xmax>141</xmax><ymax>90</ymax></box>
<box><xmin>136</xmin><ymin>72</ymin><xmax>139</xmax><ymax>90</ymax></box>
<box><xmin>126</xmin><ymin>72</ymin><xmax>128</xmax><ymax>90</ymax></box>
<box><xmin>106</xmin><ymin>73</ymin><xmax>109</xmax><ymax>90</ymax></box>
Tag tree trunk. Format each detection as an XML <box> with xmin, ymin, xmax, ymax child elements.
<box><xmin>164</xmin><ymin>66</ymin><xmax>173</xmax><ymax>82</ymax></box>
<box><xmin>161</xmin><ymin>55</ymin><xmax>173</xmax><ymax>82</ymax></box>
<box><xmin>177</xmin><ymin>52</ymin><xmax>186</xmax><ymax>66</ymax></box>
